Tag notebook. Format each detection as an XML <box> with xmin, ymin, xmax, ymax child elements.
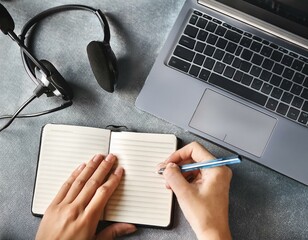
<box><xmin>32</xmin><ymin>124</ymin><xmax>177</xmax><ymax>228</ymax></box>
<box><xmin>136</xmin><ymin>0</ymin><xmax>308</xmax><ymax>185</ymax></box>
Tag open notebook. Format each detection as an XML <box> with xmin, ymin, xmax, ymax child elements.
<box><xmin>32</xmin><ymin>124</ymin><xmax>177</xmax><ymax>228</ymax></box>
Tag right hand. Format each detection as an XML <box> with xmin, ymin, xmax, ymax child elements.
<box><xmin>158</xmin><ymin>142</ymin><xmax>232</xmax><ymax>240</ymax></box>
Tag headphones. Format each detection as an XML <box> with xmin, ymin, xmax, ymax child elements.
<box><xmin>0</xmin><ymin>4</ymin><xmax>118</xmax><ymax>132</ymax></box>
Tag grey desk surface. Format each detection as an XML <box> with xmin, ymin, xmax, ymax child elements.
<box><xmin>0</xmin><ymin>0</ymin><xmax>308</xmax><ymax>239</ymax></box>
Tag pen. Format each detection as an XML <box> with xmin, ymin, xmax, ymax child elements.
<box><xmin>157</xmin><ymin>155</ymin><xmax>241</xmax><ymax>174</ymax></box>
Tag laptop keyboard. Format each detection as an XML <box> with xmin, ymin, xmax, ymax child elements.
<box><xmin>167</xmin><ymin>10</ymin><xmax>308</xmax><ymax>127</ymax></box>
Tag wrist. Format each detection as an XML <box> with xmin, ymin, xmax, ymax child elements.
<box><xmin>196</xmin><ymin>228</ymin><xmax>232</xmax><ymax>240</ymax></box>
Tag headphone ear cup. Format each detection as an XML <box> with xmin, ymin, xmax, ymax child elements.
<box><xmin>40</xmin><ymin>60</ymin><xmax>74</xmax><ymax>100</ymax></box>
<box><xmin>87</xmin><ymin>41</ymin><xmax>118</xmax><ymax>93</ymax></box>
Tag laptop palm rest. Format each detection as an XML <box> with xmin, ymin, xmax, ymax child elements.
<box><xmin>189</xmin><ymin>89</ymin><xmax>277</xmax><ymax>157</ymax></box>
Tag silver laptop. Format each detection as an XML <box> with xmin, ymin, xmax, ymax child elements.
<box><xmin>136</xmin><ymin>0</ymin><xmax>308</xmax><ymax>185</ymax></box>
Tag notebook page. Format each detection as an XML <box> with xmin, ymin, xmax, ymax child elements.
<box><xmin>32</xmin><ymin>124</ymin><xmax>111</xmax><ymax>215</ymax></box>
<box><xmin>105</xmin><ymin>132</ymin><xmax>177</xmax><ymax>227</ymax></box>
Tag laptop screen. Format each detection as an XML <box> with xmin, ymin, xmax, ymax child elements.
<box><xmin>214</xmin><ymin>0</ymin><xmax>308</xmax><ymax>39</ymax></box>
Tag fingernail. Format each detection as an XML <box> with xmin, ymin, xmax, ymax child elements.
<box><xmin>105</xmin><ymin>154</ymin><xmax>115</xmax><ymax>162</ymax></box>
<box><xmin>167</xmin><ymin>162</ymin><xmax>177</xmax><ymax>168</ymax></box>
<box><xmin>114</xmin><ymin>166</ymin><xmax>124</xmax><ymax>176</ymax></box>
<box><xmin>92</xmin><ymin>154</ymin><xmax>103</xmax><ymax>163</ymax></box>
<box><xmin>77</xmin><ymin>163</ymin><xmax>86</xmax><ymax>171</ymax></box>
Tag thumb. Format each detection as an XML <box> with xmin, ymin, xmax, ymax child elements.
<box><xmin>95</xmin><ymin>223</ymin><xmax>137</xmax><ymax>240</ymax></box>
<box><xmin>163</xmin><ymin>163</ymin><xmax>191</xmax><ymax>198</ymax></box>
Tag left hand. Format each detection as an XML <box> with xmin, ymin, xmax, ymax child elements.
<box><xmin>35</xmin><ymin>154</ymin><xmax>137</xmax><ymax>240</ymax></box>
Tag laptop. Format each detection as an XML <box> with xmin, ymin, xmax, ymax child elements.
<box><xmin>136</xmin><ymin>0</ymin><xmax>308</xmax><ymax>185</ymax></box>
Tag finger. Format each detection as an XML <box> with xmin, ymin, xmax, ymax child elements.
<box><xmin>51</xmin><ymin>162</ymin><xmax>86</xmax><ymax>205</ymax></box>
<box><xmin>85</xmin><ymin>166</ymin><xmax>123</xmax><ymax>219</ymax></box>
<box><xmin>165</xmin><ymin>142</ymin><xmax>215</xmax><ymax>164</ymax></box>
<box><xmin>163</xmin><ymin>163</ymin><xmax>191</xmax><ymax>199</ymax></box>
<box><xmin>75</xmin><ymin>154</ymin><xmax>118</xmax><ymax>207</ymax></box>
<box><xmin>62</xmin><ymin>154</ymin><xmax>104</xmax><ymax>204</ymax></box>
<box><xmin>95</xmin><ymin>223</ymin><xmax>137</xmax><ymax>240</ymax></box>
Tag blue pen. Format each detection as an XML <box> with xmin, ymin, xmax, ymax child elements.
<box><xmin>157</xmin><ymin>155</ymin><xmax>241</xmax><ymax>174</ymax></box>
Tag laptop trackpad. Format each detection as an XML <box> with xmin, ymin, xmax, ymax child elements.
<box><xmin>189</xmin><ymin>89</ymin><xmax>276</xmax><ymax>157</ymax></box>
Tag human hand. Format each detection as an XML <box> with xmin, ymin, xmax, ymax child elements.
<box><xmin>158</xmin><ymin>142</ymin><xmax>232</xmax><ymax>240</ymax></box>
<box><xmin>36</xmin><ymin>154</ymin><xmax>137</xmax><ymax>240</ymax></box>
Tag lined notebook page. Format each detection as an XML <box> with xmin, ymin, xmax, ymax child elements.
<box><xmin>105</xmin><ymin>132</ymin><xmax>177</xmax><ymax>227</ymax></box>
<box><xmin>32</xmin><ymin>124</ymin><xmax>111</xmax><ymax>215</ymax></box>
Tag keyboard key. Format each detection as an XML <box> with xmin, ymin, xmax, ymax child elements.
<box><xmin>225</xmin><ymin>42</ymin><xmax>237</xmax><ymax>54</ymax></box>
<box><xmin>189</xmin><ymin>65</ymin><xmax>201</xmax><ymax>77</ymax></box>
<box><xmin>189</xmin><ymin>15</ymin><xmax>198</xmax><ymax>25</ymax></box>
<box><xmin>281</xmin><ymin>79</ymin><xmax>292</xmax><ymax>91</ymax></box>
<box><xmin>222</xmin><ymin>53</ymin><xmax>234</xmax><ymax>64</ymax></box>
<box><xmin>225</xmin><ymin>30</ymin><xmax>241</xmax><ymax>43</ymax></box>
<box><xmin>290</xmin><ymin>84</ymin><xmax>303</xmax><ymax>95</ymax></box>
<box><xmin>250</xmin><ymin>41</ymin><xmax>262</xmax><ymax>52</ymax></box>
<box><xmin>277</xmin><ymin>102</ymin><xmax>289</xmax><ymax>115</ymax></box>
<box><xmin>184</xmin><ymin>25</ymin><xmax>198</xmax><ymax>38</ymax></box>
<box><xmin>169</xmin><ymin>56</ymin><xmax>191</xmax><ymax>72</ymax></box>
<box><xmin>287</xmin><ymin>107</ymin><xmax>300</xmax><ymax>120</ymax></box>
<box><xmin>216</xmin><ymin>38</ymin><xmax>228</xmax><ymax>49</ymax></box>
<box><xmin>262</xmin><ymin>58</ymin><xmax>274</xmax><ymax>70</ymax></box>
<box><xmin>232</xmin><ymin>57</ymin><xmax>241</xmax><ymax>68</ymax></box>
<box><xmin>233</xmin><ymin>70</ymin><xmax>243</xmax><ymax>82</ymax></box>
<box><xmin>260</xmin><ymin>70</ymin><xmax>272</xmax><ymax>82</ymax></box>
<box><xmin>223</xmin><ymin>66</ymin><xmax>235</xmax><ymax>78</ymax></box>
<box><xmin>197</xmin><ymin>30</ymin><xmax>208</xmax><ymax>41</ymax></box>
<box><xmin>204</xmin><ymin>45</ymin><xmax>215</xmax><ymax>56</ymax></box>
<box><xmin>206</xmin><ymin>22</ymin><xmax>218</xmax><ymax>32</ymax></box>
<box><xmin>272</xmin><ymin>63</ymin><xmax>284</xmax><ymax>75</ymax></box>
<box><xmin>281</xmin><ymin>92</ymin><xmax>294</xmax><ymax>104</ymax></box>
<box><xmin>193</xmin><ymin>53</ymin><xmax>205</xmax><ymax>66</ymax></box>
<box><xmin>240</xmin><ymin>60</ymin><xmax>252</xmax><ymax>73</ymax></box>
<box><xmin>281</xmin><ymin>55</ymin><xmax>294</xmax><ymax>66</ymax></box>
<box><xmin>282</xmin><ymin>67</ymin><xmax>295</xmax><ymax>79</ymax></box>
<box><xmin>261</xmin><ymin>83</ymin><xmax>273</xmax><ymax>95</ymax></box>
<box><xmin>240</xmin><ymin>37</ymin><xmax>252</xmax><ymax>47</ymax></box>
<box><xmin>260</xmin><ymin>46</ymin><xmax>273</xmax><ymax>57</ymax></box>
<box><xmin>271</xmin><ymin>50</ymin><xmax>283</xmax><ymax>62</ymax></box>
<box><xmin>213</xmin><ymin>49</ymin><xmax>225</xmax><ymax>60</ymax></box>
<box><xmin>301</xmin><ymin>88</ymin><xmax>308</xmax><ymax>100</ymax></box>
<box><xmin>196</xmin><ymin>18</ymin><xmax>208</xmax><ymax>29</ymax></box>
<box><xmin>179</xmin><ymin>35</ymin><xmax>196</xmax><ymax>49</ymax></box>
<box><xmin>199</xmin><ymin>69</ymin><xmax>211</xmax><ymax>81</ymax></box>
<box><xmin>241</xmin><ymin>49</ymin><xmax>253</xmax><ymax>61</ymax></box>
<box><xmin>292</xmin><ymin>96</ymin><xmax>304</xmax><ymax>108</ymax></box>
<box><xmin>215</xmin><ymin>26</ymin><xmax>227</xmax><ymax>36</ymax></box>
<box><xmin>251</xmin><ymin>79</ymin><xmax>263</xmax><ymax>90</ymax></box>
<box><xmin>291</xmin><ymin>59</ymin><xmax>304</xmax><ymax>71</ymax></box>
<box><xmin>203</xmin><ymin>57</ymin><xmax>215</xmax><ymax>70</ymax></box>
<box><xmin>214</xmin><ymin>62</ymin><xmax>226</xmax><ymax>74</ymax></box>
<box><xmin>251</xmin><ymin>54</ymin><xmax>264</xmax><ymax>65</ymax></box>
<box><xmin>206</xmin><ymin>34</ymin><xmax>218</xmax><ymax>45</ymax></box>
<box><xmin>241</xmin><ymin>74</ymin><xmax>253</xmax><ymax>86</ymax></box>
<box><xmin>195</xmin><ymin>42</ymin><xmax>206</xmax><ymax>53</ymax></box>
<box><xmin>250</xmin><ymin>65</ymin><xmax>262</xmax><ymax>77</ymax></box>
<box><xmin>209</xmin><ymin>73</ymin><xmax>268</xmax><ymax>106</ymax></box>
<box><xmin>298</xmin><ymin>112</ymin><xmax>308</xmax><ymax>125</ymax></box>
<box><xmin>271</xmin><ymin>87</ymin><xmax>283</xmax><ymax>99</ymax></box>
<box><xmin>266</xmin><ymin>98</ymin><xmax>278</xmax><ymax>111</ymax></box>
<box><xmin>174</xmin><ymin>45</ymin><xmax>195</xmax><ymax>61</ymax></box>
<box><xmin>293</xmin><ymin>73</ymin><xmax>305</xmax><ymax>84</ymax></box>
<box><xmin>270</xmin><ymin>75</ymin><xmax>282</xmax><ymax>86</ymax></box>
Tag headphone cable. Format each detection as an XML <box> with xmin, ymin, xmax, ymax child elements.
<box><xmin>0</xmin><ymin>96</ymin><xmax>73</xmax><ymax>133</ymax></box>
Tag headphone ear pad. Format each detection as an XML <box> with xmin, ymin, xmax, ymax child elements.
<box><xmin>87</xmin><ymin>41</ymin><xmax>118</xmax><ymax>93</ymax></box>
<box><xmin>40</xmin><ymin>60</ymin><xmax>73</xmax><ymax>100</ymax></box>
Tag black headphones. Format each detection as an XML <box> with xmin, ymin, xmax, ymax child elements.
<box><xmin>0</xmin><ymin>4</ymin><xmax>118</xmax><ymax>132</ymax></box>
